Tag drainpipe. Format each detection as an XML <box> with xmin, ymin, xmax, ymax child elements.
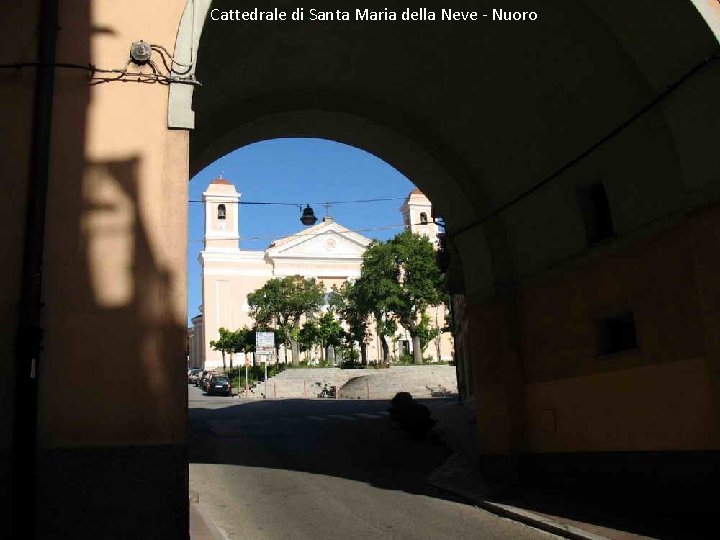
<box><xmin>12</xmin><ymin>0</ymin><xmax>59</xmax><ymax>536</ymax></box>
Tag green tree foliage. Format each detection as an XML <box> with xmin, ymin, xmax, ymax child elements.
<box><xmin>298</xmin><ymin>311</ymin><xmax>344</xmax><ymax>363</ymax></box>
<box><xmin>247</xmin><ymin>275</ymin><xmax>325</xmax><ymax>366</ymax></box>
<box><xmin>335</xmin><ymin>231</ymin><xmax>444</xmax><ymax>365</ymax></box>
<box><xmin>298</xmin><ymin>320</ymin><xmax>319</xmax><ymax>353</ymax></box>
<box><xmin>416</xmin><ymin>313</ymin><xmax>441</xmax><ymax>352</ymax></box>
<box><xmin>210</xmin><ymin>327</ymin><xmax>234</xmax><ymax>371</ymax></box>
<box><xmin>211</xmin><ymin>327</ymin><xmax>258</xmax><ymax>370</ymax></box>
<box><xmin>353</xmin><ymin>240</ymin><xmax>401</xmax><ymax>364</ymax></box>
<box><xmin>389</xmin><ymin>231</ymin><xmax>445</xmax><ymax>364</ymax></box>
<box><xmin>329</xmin><ymin>282</ymin><xmax>371</xmax><ymax>364</ymax></box>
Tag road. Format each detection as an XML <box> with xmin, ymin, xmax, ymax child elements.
<box><xmin>189</xmin><ymin>384</ymin><xmax>555</xmax><ymax>540</ymax></box>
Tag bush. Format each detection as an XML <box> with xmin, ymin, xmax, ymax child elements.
<box><xmin>397</xmin><ymin>353</ymin><xmax>415</xmax><ymax>365</ymax></box>
<box><xmin>340</xmin><ymin>359</ymin><xmax>364</xmax><ymax>369</ymax></box>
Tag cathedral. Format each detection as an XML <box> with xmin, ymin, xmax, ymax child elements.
<box><xmin>188</xmin><ymin>177</ymin><xmax>451</xmax><ymax>370</ymax></box>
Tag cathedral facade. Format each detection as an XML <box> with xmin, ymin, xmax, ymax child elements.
<box><xmin>188</xmin><ymin>178</ymin><xmax>451</xmax><ymax>370</ymax></box>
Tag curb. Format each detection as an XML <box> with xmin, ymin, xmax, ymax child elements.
<box><xmin>427</xmin><ymin>454</ymin><xmax>609</xmax><ymax>540</ymax></box>
<box><xmin>190</xmin><ymin>500</ymin><xmax>228</xmax><ymax>540</ymax></box>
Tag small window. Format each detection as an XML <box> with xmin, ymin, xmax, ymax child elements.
<box><xmin>217</xmin><ymin>204</ymin><xmax>226</xmax><ymax>220</ymax></box>
<box><xmin>577</xmin><ymin>183</ymin><xmax>614</xmax><ymax>245</ymax></box>
<box><xmin>419</xmin><ymin>212</ymin><xmax>429</xmax><ymax>225</ymax></box>
<box><xmin>596</xmin><ymin>311</ymin><xmax>638</xmax><ymax>356</ymax></box>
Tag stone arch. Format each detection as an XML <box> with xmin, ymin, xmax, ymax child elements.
<box><xmin>169</xmin><ymin>0</ymin><xmax>720</xmax><ymax>486</ymax></box>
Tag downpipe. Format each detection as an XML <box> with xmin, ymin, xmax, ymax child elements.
<box><xmin>11</xmin><ymin>0</ymin><xmax>59</xmax><ymax>537</ymax></box>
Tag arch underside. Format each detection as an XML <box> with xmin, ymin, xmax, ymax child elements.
<box><xmin>183</xmin><ymin>0</ymin><xmax>720</xmax><ymax>298</ymax></box>
<box><xmin>179</xmin><ymin>1</ymin><xmax>720</xmax><ymax>491</ymax></box>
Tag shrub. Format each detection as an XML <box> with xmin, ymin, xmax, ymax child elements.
<box><xmin>397</xmin><ymin>353</ymin><xmax>414</xmax><ymax>365</ymax></box>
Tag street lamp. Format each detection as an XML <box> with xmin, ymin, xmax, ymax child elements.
<box><xmin>300</xmin><ymin>204</ymin><xmax>318</xmax><ymax>226</ymax></box>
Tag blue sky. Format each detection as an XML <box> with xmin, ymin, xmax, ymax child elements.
<box><xmin>187</xmin><ymin>138</ymin><xmax>416</xmax><ymax>324</ymax></box>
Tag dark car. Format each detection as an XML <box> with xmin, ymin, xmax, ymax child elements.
<box><xmin>206</xmin><ymin>375</ymin><xmax>231</xmax><ymax>397</ymax></box>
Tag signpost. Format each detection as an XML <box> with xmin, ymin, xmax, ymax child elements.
<box><xmin>244</xmin><ymin>354</ymin><xmax>250</xmax><ymax>398</ymax></box>
<box><xmin>255</xmin><ymin>332</ymin><xmax>275</xmax><ymax>399</ymax></box>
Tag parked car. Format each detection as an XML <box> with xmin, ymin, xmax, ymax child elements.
<box><xmin>201</xmin><ymin>372</ymin><xmax>216</xmax><ymax>392</ymax></box>
<box><xmin>195</xmin><ymin>371</ymin><xmax>208</xmax><ymax>387</ymax></box>
<box><xmin>188</xmin><ymin>369</ymin><xmax>202</xmax><ymax>384</ymax></box>
<box><xmin>206</xmin><ymin>375</ymin><xmax>231</xmax><ymax>397</ymax></box>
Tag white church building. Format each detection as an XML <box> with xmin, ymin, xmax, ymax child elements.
<box><xmin>188</xmin><ymin>177</ymin><xmax>451</xmax><ymax>370</ymax></box>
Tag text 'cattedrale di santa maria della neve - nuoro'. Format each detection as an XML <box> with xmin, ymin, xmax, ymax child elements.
<box><xmin>209</xmin><ymin>8</ymin><xmax>540</xmax><ymax>22</ymax></box>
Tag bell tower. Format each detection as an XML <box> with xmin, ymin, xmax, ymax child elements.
<box><xmin>401</xmin><ymin>188</ymin><xmax>439</xmax><ymax>245</ymax></box>
<box><xmin>203</xmin><ymin>176</ymin><xmax>240</xmax><ymax>251</ymax></box>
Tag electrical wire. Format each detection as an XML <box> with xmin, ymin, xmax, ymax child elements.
<box><xmin>187</xmin><ymin>196</ymin><xmax>408</xmax><ymax>206</ymax></box>
<box><xmin>0</xmin><ymin>40</ymin><xmax>199</xmax><ymax>86</ymax></box>
<box><xmin>188</xmin><ymin>220</ymin><xmax>440</xmax><ymax>244</ymax></box>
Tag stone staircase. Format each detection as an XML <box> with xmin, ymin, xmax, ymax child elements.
<box><xmin>338</xmin><ymin>366</ymin><xmax>458</xmax><ymax>400</ymax></box>
<box><xmin>257</xmin><ymin>365</ymin><xmax>457</xmax><ymax>400</ymax></box>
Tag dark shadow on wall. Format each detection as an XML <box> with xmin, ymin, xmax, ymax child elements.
<box><xmin>0</xmin><ymin>3</ymin><xmax>188</xmax><ymax>538</ymax></box>
<box><xmin>35</xmin><ymin>155</ymin><xmax>188</xmax><ymax>539</ymax></box>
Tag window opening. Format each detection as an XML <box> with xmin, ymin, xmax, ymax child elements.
<box><xmin>217</xmin><ymin>204</ymin><xmax>226</xmax><ymax>220</ymax></box>
<box><xmin>596</xmin><ymin>311</ymin><xmax>638</xmax><ymax>356</ymax></box>
<box><xmin>576</xmin><ymin>183</ymin><xmax>614</xmax><ymax>245</ymax></box>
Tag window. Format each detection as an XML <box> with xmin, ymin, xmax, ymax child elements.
<box><xmin>419</xmin><ymin>212</ymin><xmax>429</xmax><ymax>225</ymax></box>
<box><xmin>595</xmin><ymin>311</ymin><xmax>638</xmax><ymax>356</ymax></box>
<box><xmin>576</xmin><ymin>183</ymin><xmax>614</xmax><ymax>245</ymax></box>
<box><xmin>217</xmin><ymin>204</ymin><xmax>226</xmax><ymax>220</ymax></box>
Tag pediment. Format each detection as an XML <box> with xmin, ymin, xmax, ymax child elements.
<box><xmin>266</xmin><ymin>221</ymin><xmax>371</xmax><ymax>259</ymax></box>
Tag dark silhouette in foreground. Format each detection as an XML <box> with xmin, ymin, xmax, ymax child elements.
<box><xmin>389</xmin><ymin>392</ymin><xmax>437</xmax><ymax>439</ymax></box>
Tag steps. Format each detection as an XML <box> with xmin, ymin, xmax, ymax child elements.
<box><xmin>258</xmin><ymin>365</ymin><xmax>458</xmax><ymax>400</ymax></box>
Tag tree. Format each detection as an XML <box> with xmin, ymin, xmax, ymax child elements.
<box><xmin>416</xmin><ymin>312</ymin><xmax>441</xmax><ymax>355</ymax></box>
<box><xmin>353</xmin><ymin>240</ymin><xmax>402</xmax><ymax>364</ymax></box>
<box><xmin>316</xmin><ymin>310</ymin><xmax>344</xmax><ymax>362</ymax></box>
<box><xmin>298</xmin><ymin>320</ymin><xmax>319</xmax><ymax>354</ymax></box>
<box><xmin>329</xmin><ymin>282</ymin><xmax>371</xmax><ymax>364</ymax></box>
<box><xmin>210</xmin><ymin>327</ymin><xmax>234</xmax><ymax>371</ymax></box>
<box><xmin>389</xmin><ymin>231</ymin><xmax>445</xmax><ymax>364</ymax></box>
<box><xmin>247</xmin><ymin>275</ymin><xmax>325</xmax><ymax>366</ymax></box>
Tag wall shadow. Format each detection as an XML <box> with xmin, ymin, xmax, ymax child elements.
<box><xmin>34</xmin><ymin>152</ymin><xmax>188</xmax><ymax>538</ymax></box>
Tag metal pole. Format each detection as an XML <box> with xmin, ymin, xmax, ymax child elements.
<box><xmin>244</xmin><ymin>363</ymin><xmax>248</xmax><ymax>398</ymax></box>
<box><xmin>264</xmin><ymin>360</ymin><xmax>268</xmax><ymax>399</ymax></box>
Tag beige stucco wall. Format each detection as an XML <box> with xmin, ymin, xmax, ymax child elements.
<box><xmin>35</xmin><ymin>0</ymin><xmax>189</xmax><ymax>448</ymax></box>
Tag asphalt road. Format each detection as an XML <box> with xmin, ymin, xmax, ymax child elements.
<box><xmin>189</xmin><ymin>384</ymin><xmax>556</xmax><ymax>540</ymax></box>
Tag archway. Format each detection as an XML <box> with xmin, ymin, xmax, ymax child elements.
<box><xmin>177</xmin><ymin>0</ymin><xmax>720</xmax><ymax>512</ymax></box>
<box><xmin>3</xmin><ymin>1</ymin><xmax>720</xmax><ymax>538</ymax></box>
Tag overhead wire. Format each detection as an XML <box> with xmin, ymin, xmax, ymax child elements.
<box><xmin>186</xmin><ymin>196</ymin><xmax>408</xmax><ymax>206</ymax></box>
<box><xmin>188</xmin><ymin>220</ymin><xmax>441</xmax><ymax>245</ymax></box>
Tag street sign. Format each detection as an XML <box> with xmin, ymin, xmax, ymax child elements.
<box><xmin>255</xmin><ymin>331</ymin><xmax>275</xmax><ymax>350</ymax></box>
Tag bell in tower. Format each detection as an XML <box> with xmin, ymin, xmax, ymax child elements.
<box><xmin>202</xmin><ymin>176</ymin><xmax>241</xmax><ymax>251</ymax></box>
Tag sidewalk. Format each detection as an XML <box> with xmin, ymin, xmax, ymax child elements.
<box><xmin>426</xmin><ymin>400</ymin><xmax>658</xmax><ymax>540</ymax></box>
<box><xmin>190</xmin><ymin>491</ymin><xmax>225</xmax><ymax>540</ymax></box>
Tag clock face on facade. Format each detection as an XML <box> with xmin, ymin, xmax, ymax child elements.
<box><xmin>217</xmin><ymin>222</ymin><xmax>226</xmax><ymax>231</ymax></box>
<box><xmin>325</xmin><ymin>238</ymin><xmax>336</xmax><ymax>250</ymax></box>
